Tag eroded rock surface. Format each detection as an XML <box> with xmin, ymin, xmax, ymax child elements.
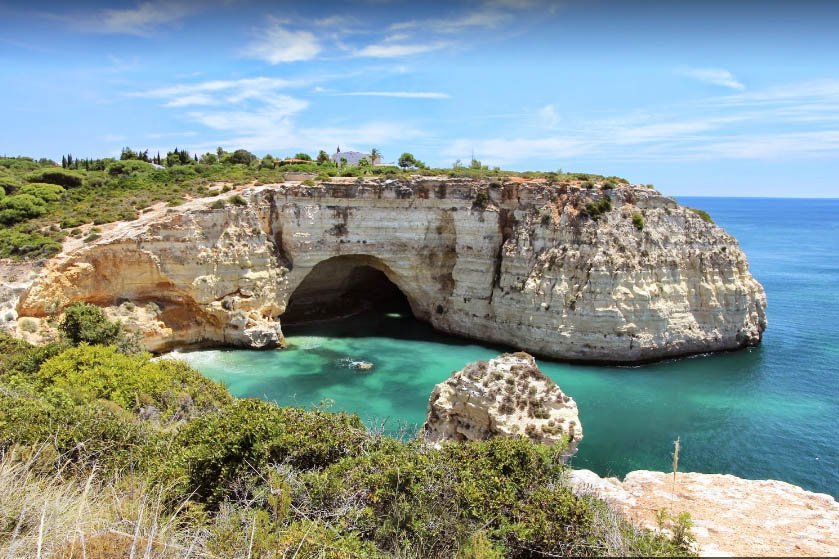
<box><xmin>570</xmin><ymin>469</ymin><xmax>839</xmax><ymax>557</ymax></box>
<box><xmin>423</xmin><ymin>353</ymin><xmax>581</xmax><ymax>449</ymax></box>
<box><xmin>15</xmin><ymin>177</ymin><xmax>767</xmax><ymax>361</ymax></box>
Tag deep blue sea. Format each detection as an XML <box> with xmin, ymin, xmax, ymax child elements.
<box><xmin>175</xmin><ymin>197</ymin><xmax>839</xmax><ymax>497</ymax></box>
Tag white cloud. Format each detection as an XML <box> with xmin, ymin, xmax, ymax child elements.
<box><xmin>391</xmin><ymin>10</ymin><xmax>510</xmax><ymax>33</ymax></box>
<box><xmin>334</xmin><ymin>91</ymin><xmax>451</xmax><ymax>99</ymax></box>
<box><xmin>537</xmin><ymin>104</ymin><xmax>560</xmax><ymax>128</ymax></box>
<box><xmin>163</xmin><ymin>94</ymin><xmax>215</xmax><ymax>108</ymax></box>
<box><xmin>243</xmin><ymin>22</ymin><xmax>321</xmax><ymax>64</ymax></box>
<box><xmin>445</xmin><ymin>80</ymin><xmax>839</xmax><ymax>166</ymax></box>
<box><xmin>52</xmin><ymin>1</ymin><xmax>199</xmax><ymax>36</ymax></box>
<box><xmin>677</xmin><ymin>67</ymin><xmax>745</xmax><ymax>90</ymax></box>
<box><xmin>356</xmin><ymin>41</ymin><xmax>449</xmax><ymax>58</ymax></box>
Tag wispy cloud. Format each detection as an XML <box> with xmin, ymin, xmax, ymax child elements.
<box><xmin>242</xmin><ymin>21</ymin><xmax>321</xmax><ymax>64</ymax></box>
<box><xmin>390</xmin><ymin>10</ymin><xmax>511</xmax><ymax>33</ymax></box>
<box><xmin>677</xmin><ymin>67</ymin><xmax>745</xmax><ymax>90</ymax></box>
<box><xmin>50</xmin><ymin>1</ymin><xmax>200</xmax><ymax>36</ymax></box>
<box><xmin>537</xmin><ymin>104</ymin><xmax>560</xmax><ymax>128</ymax></box>
<box><xmin>445</xmin><ymin>79</ymin><xmax>839</xmax><ymax>166</ymax></box>
<box><xmin>333</xmin><ymin>91</ymin><xmax>451</xmax><ymax>99</ymax></box>
<box><xmin>134</xmin><ymin>77</ymin><xmax>306</xmax><ymax>107</ymax></box>
<box><xmin>355</xmin><ymin>40</ymin><xmax>450</xmax><ymax>58</ymax></box>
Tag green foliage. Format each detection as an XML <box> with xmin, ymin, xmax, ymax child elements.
<box><xmin>228</xmin><ymin>194</ymin><xmax>247</xmax><ymax>206</ymax></box>
<box><xmin>0</xmin><ymin>194</ymin><xmax>48</xmax><ymax>224</ymax></box>
<box><xmin>688</xmin><ymin>207</ymin><xmax>713</xmax><ymax>223</ymax></box>
<box><xmin>169</xmin><ymin>399</ymin><xmax>366</xmax><ymax>504</ymax></box>
<box><xmin>0</xmin><ymin>228</ymin><xmax>61</xmax><ymax>258</ymax></box>
<box><xmin>209</xmin><ymin>199</ymin><xmax>225</xmax><ymax>210</ymax></box>
<box><xmin>398</xmin><ymin>152</ymin><xmax>417</xmax><ymax>169</ymax></box>
<box><xmin>35</xmin><ymin>344</ymin><xmax>230</xmax><ymax>418</ymax></box>
<box><xmin>632</xmin><ymin>212</ymin><xmax>645</xmax><ymax>230</ymax></box>
<box><xmin>316</xmin><ymin>150</ymin><xmax>331</xmax><ymax>165</ymax></box>
<box><xmin>20</xmin><ymin>182</ymin><xmax>64</xmax><ymax>202</ymax></box>
<box><xmin>106</xmin><ymin>159</ymin><xmax>154</xmax><ymax>176</ymax></box>
<box><xmin>227</xmin><ymin>149</ymin><xmax>257</xmax><ymax>165</ymax></box>
<box><xmin>581</xmin><ymin>196</ymin><xmax>612</xmax><ymax>220</ymax></box>
<box><xmin>293</xmin><ymin>152</ymin><xmax>312</xmax><ymax>161</ymax></box>
<box><xmin>58</xmin><ymin>302</ymin><xmax>123</xmax><ymax>346</ymax></box>
<box><xmin>25</xmin><ymin>169</ymin><xmax>83</xmax><ymax>188</ymax></box>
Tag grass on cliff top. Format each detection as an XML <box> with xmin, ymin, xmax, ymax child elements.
<box><xmin>0</xmin><ymin>153</ymin><xmax>629</xmax><ymax>261</ymax></box>
<box><xmin>0</xmin><ymin>304</ymin><xmax>696</xmax><ymax>558</ymax></box>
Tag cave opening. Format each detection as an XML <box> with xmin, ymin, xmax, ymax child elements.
<box><xmin>282</xmin><ymin>257</ymin><xmax>412</xmax><ymax>326</ymax></box>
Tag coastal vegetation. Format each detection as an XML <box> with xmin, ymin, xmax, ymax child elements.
<box><xmin>0</xmin><ymin>304</ymin><xmax>695</xmax><ymax>557</ymax></box>
<box><xmin>0</xmin><ymin>151</ymin><xmax>631</xmax><ymax>261</ymax></box>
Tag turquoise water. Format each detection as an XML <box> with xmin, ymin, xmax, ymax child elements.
<box><xmin>176</xmin><ymin>197</ymin><xmax>839</xmax><ymax>497</ymax></box>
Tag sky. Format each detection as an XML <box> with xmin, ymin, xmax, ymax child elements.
<box><xmin>1</xmin><ymin>0</ymin><xmax>838</xmax><ymax>197</ymax></box>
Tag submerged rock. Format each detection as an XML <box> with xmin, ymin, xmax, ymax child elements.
<box><xmin>569</xmin><ymin>469</ymin><xmax>839</xmax><ymax>557</ymax></box>
<box><xmin>423</xmin><ymin>352</ymin><xmax>582</xmax><ymax>451</ymax></box>
<box><xmin>349</xmin><ymin>360</ymin><xmax>374</xmax><ymax>371</ymax></box>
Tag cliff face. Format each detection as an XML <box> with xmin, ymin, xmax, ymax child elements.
<box><xmin>423</xmin><ymin>353</ymin><xmax>582</xmax><ymax>449</ymax></box>
<box><xmin>16</xmin><ymin>177</ymin><xmax>766</xmax><ymax>361</ymax></box>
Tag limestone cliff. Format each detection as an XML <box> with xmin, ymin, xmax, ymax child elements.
<box><xmin>423</xmin><ymin>352</ymin><xmax>581</xmax><ymax>449</ymax></box>
<box><xmin>15</xmin><ymin>176</ymin><xmax>766</xmax><ymax>361</ymax></box>
<box><xmin>570</xmin><ymin>469</ymin><xmax>839</xmax><ymax>557</ymax></box>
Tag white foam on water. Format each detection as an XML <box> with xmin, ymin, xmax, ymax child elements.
<box><xmin>287</xmin><ymin>336</ymin><xmax>328</xmax><ymax>350</ymax></box>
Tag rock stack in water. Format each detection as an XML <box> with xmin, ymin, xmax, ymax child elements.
<box><xmin>423</xmin><ymin>352</ymin><xmax>582</xmax><ymax>452</ymax></box>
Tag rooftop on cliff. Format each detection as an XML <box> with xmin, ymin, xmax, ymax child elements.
<box><xmin>0</xmin><ymin>151</ymin><xmax>642</xmax><ymax>261</ymax></box>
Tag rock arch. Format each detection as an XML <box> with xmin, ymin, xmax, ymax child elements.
<box><xmin>281</xmin><ymin>254</ymin><xmax>415</xmax><ymax>325</ymax></box>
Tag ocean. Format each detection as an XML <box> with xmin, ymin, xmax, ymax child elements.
<box><xmin>174</xmin><ymin>197</ymin><xmax>839</xmax><ymax>497</ymax></box>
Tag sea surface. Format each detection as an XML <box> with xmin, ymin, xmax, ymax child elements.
<box><xmin>175</xmin><ymin>197</ymin><xmax>839</xmax><ymax>497</ymax></box>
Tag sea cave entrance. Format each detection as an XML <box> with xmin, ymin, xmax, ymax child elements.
<box><xmin>282</xmin><ymin>255</ymin><xmax>413</xmax><ymax>325</ymax></box>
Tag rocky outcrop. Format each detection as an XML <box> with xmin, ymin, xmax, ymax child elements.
<box><xmin>570</xmin><ymin>469</ymin><xmax>839</xmax><ymax>557</ymax></box>
<box><xmin>423</xmin><ymin>353</ymin><xmax>581</xmax><ymax>449</ymax></box>
<box><xmin>15</xmin><ymin>177</ymin><xmax>767</xmax><ymax>361</ymax></box>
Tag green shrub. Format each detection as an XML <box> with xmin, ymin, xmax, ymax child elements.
<box><xmin>25</xmin><ymin>169</ymin><xmax>83</xmax><ymax>188</ymax></box>
<box><xmin>58</xmin><ymin>302</ymin><xmax>123</xmax><ymax>346</ymax></box>
<box><xmin>581</xmin><ymin>196</ymin><xmax>612</xmax><ymax>220</ymax></box>
<box><xmin>170</xmin><ymin>399</ymin><xmax>366</xmax><ymax>504</ymax></box>
<box><xmin>632</xmin><ymin>212</ymin><xmax>645</xmax><ymax>230</ymax></box>
<box><xmin>35</xmin><ymin>344</ymin><xmax>230</xmax><ymax>418</ymax></box>
<box><xmin>20</xmin><ymin>182</ymin><xmax>64</xmax><ymax>202</ymax></box>
<box><xmin>228</xmin><ymin>194</ymin><xmax>247</xmax><ymax>206</ymax></box>
<box><xmin>82</xmin><ymin>233</ymin><xmax>100</xmax><ymax>243</ymax></box>
<box><xmin>0</xmin><ymin>194</ymin><xmax>48</xmax><ymax>224</ymax></box>
<box><xmin>0</xmin><ymin>228</ymin><xmax>61</xmax><ymax>258</ymax></box>
<box><xmin>688</xmin><ymin>207</ymin><xmax>713</xmax><ymax>223</ymax></box>
<box><xmin>208</xmin><ymin>199</ymin><xmax>225</xmax><ymax>210</ymax></box>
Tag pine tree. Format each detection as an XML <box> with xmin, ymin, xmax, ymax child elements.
<box><xmin>61</xmin><ymin>155</ymin><xmax>67</xmax><ymax>168</ymax></box>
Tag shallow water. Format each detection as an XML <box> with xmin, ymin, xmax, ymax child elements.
<box><xmin>176</xmin><ymin>197</ymin><xmax>839</xmax><ymax>497</ymax></box>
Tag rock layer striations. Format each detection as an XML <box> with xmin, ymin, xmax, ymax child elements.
<box><xmin>16</xmin><ymin>177</ymin><xmax>767</xmax><ymax>361</ymax></box>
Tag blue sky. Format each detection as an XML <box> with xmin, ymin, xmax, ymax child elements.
<box><xmin>1</xmin><ymin>0</ymin><xmax>838</xmax><ymax>197</ymax></box>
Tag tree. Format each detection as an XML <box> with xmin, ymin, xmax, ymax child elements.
<box><xmin>398</xmin><ymin>152</ymin><xmax>417</xmax><ymax>169</ymax></box>
<box><xmin>340</xmin><ymin>157</ymin><xmax>347</xmax><ymax>167</ymax></box>
<box><xmin>358</xmin><ymin>157</ymin><xmax>370</xmax><ymax>167</ymax></box>
<box><xmin>370</xmin><ymin>148</ymin><xmax>381</xmax><ymax>166</ymax></box>
<box><xmin>200</xmin><ymin>152</ymin><xmax>218</xmax><ymax>165</ymax></box>
<box><xmin>58</xmin><ymin>302</ymin><xmax>123</xmax><ymax>346</ymax></box>
<box><xmin>470</xmin><ymin>158</ymin><xmax>482</xmax><ymax>170</ymax></box>
<box><xmin>294</xmin><ymin>152</ymin><xmax>312</xmax><ymax>161</ymax></box>
<box><xmin>228</xmin><ymin>149</ymin><xmax>256</xmax><ymax>165</ymax></box>
<box><xmin>316</xmin><ymin>150</ymin><xmax>330</xmax><ymax>165</ymax></box>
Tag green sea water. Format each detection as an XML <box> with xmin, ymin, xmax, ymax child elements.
<box><xmin>175</xmin><ymin>197</ymin><xmax>839</xmax><ymax>497</ymax></box>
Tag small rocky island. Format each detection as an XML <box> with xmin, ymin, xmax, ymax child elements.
<box><xmin>423</xmin><ymin>352</ymin><xmax>581</xmax><ymax>451</ymax></box>
<box><xmin>13</xmin><ymin>176</ymin><xmax>767</xmax><ymax>363</ymax></box>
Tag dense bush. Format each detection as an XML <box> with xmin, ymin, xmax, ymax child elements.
<box><xmin>688</xmin><ymin>207</ymin><xmax>713</xmax><ymax>223</ymax></box>
<box><xmin>632</xmin><ymin>212</ymin><xmax>645</xmax><ymax>230</ymax></box>
<box><xmin>35</xmin><ymin>344</ymin><xmax>231</xmax><ymax>417</ymax></box>
<box><xmin>169</xmin><ymin>399</ymin><xmax>366</xmax><ymax>504</ymax></box>
<box><xmin>581</xmin><ymin>196</ymin><xmax>612</xmax><ymax>220</ymax></box>
<box><xmin>58</xmin><ymin>302</ymin><xmax>123</xmax><ymax>346</ymax></box>
<box><xmin>20</xmin><ymin>182</ymin><xmax>64</xmax><ymax>202</ymax></box>
<box><xmin>25</xmin><ymin>169</ymin><xmax>83</xmax><ymax>188</ymax></box>
<box><xmin>0</xmin><ymin>194</ymin><xmax>48</xmax><ymax>224</ymax></box>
